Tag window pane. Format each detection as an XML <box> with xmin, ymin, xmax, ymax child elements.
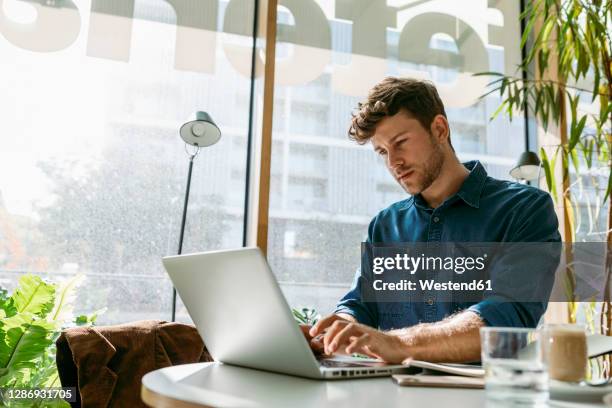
<box><xmin>0</xmin><ymin>0</ymin><xmax>255</xmax><ymax>323</ymax></box>
<box><xmin>267</xmin><ymin>0</ymin><xmax>526</xmax><ymax>314</ymax></box>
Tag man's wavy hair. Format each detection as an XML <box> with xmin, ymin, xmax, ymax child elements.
<box><xmin>348</xmin><ymin>77</ymin><xmax>452</xmax><ymax>150</ymax></box>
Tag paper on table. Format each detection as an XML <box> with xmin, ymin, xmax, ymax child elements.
<box><xmin>403</xmin><ymin>360</ymin><xmax>485</xmax><ymax>377</ymax></box>
<box><xmin>392</xmin><ymin>375</ymin><xmax>484</xmax><ymax>389</ymax></box>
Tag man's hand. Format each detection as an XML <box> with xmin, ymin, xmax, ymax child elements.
<box><xmin>304</xmin><ymin>310</ymin><xmax>484</xmax><ymax>363</ymax></box>
<box><xmin>308</xmin><ymin>313</ymin><xmax>353</xmax><ymax>337</ymax></box>
<box><xmin>301</xmin><ymin>314</ymin><xmax>355</xmax><ymax>355</ymax></box>
<box><xmin>299</xmin><ymin>324</ymin><xmax>325</xmax><ymax>354</ymax></box>
<box><xmin>308</xmin><ymin>314</ymin><xmax>410</xmax><ymax>363</ymax></box>
<box><xmin>319</xmin><ymin>320</ymin><xmax>409</xmax><ymax>363</ymax></box>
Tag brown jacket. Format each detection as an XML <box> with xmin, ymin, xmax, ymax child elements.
<box><xmin>56</xmin><ymin>320</ymin><xmax>212</xmax><ymax>408</ymax></box>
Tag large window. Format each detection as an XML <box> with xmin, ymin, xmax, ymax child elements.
<box><xmin>0</xmin><ymin>0</ymin><xmax>257</xmax><ymax>323</ymax></box>
<box><xmin>0</xmin><ymin>0</ymin><xmax>532</xmax><ymax>323</ymax></box>
<box><xmin>266</xmin><ymin>0</ymin><xmax>527</xmax><ymax>314</ymax></box>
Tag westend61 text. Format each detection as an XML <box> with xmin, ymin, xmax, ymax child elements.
<box><xmin>373</xmin><ymin>279</ymin><xmax>493</xmax><ymax>292</ymax></box>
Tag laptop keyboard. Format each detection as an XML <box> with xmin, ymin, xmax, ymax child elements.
<box><xmin>318</xmin><ymin>359</ymin><xmax>369</xmax><ymax>368</ymax></box>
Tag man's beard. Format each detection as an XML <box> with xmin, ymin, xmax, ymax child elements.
<box><xmin>402</xmin><ymin>136</ymin><xmax>445</xmax><ymax>195</ymax></box>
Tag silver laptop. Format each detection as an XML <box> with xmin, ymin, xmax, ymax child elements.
<box><xmin>162</xmin><ymin>247</ymin><xmax>407</xmax><ymax>379</ymax></box>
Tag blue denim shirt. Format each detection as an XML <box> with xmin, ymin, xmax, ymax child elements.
<box><xmin>334</xmin><ymin>160</ymin><xmax>561</xmax><ymax>330</ymax></box>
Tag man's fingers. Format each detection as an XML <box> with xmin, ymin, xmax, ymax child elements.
<box><xmin>401</xmin><ymin>357</ymin><xmax>413</xmax><ymax>366</ymax></box>
<box><xmin>299</xmin><ymin>324</ymin><xmax>312</xmax><ymax>339</ymax></box>
<box><xmin>299</xmin><ymin>324</ymin><xmax>326</xmax><ymax>354</ymax></box>
<box><xmin>345</xmin><ymin>333</ymin><xmax>370</xmax><ymax>355</ymax></box>
<box><xmin>310</xmin><ymin>335</ymin><xmax>325</xmax><ymax>354</ymax></box>
<box><xmin>309</xmin><ymin>315</ymin><xmax>338</xmax><ymax>337</ymax></box>
<box><xmin>360</xmin><ymin>345</ymin><xmax>382</xmax><ymax>360</ymax></box>
<box><xmin>327</xmin><ymin>323</ymin><xmax>360</xmax><ymax>354</ymax></box>
<box><xmin>323</xmin><ymin>321</ymin><xmax>350</xmax><ymax>354</ymax></box>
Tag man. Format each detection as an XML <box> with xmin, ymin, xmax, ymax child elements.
<box><xmin>304</xmin><ymin>77</ymin><xmax>561</xmax><ymax>364</ymax></box>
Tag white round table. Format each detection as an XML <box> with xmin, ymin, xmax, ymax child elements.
<box><xmin>141</xmin><ymin>362</ymin><xmax>608</xmax><ymax>408</ymax></box>
<box><xmin>141</xmin><ymin>362</ymin><xmax>484</xmax><ymax>408</ymax></box>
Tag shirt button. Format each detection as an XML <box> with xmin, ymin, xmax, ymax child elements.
<box><xmin>426</xmin><ymin>299</ymin><xmax>434</xmax><ymax>305</ymax></box>
<box><xmin>433</xmin><ymin>216</ymin><xmax>440</xmax><ymax>223</ymax></box>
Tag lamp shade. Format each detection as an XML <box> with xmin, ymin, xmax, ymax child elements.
<box><xmin>509</xmin><ymin>151</ymin><xmax>542</xmax><ymax>180</ymax></box>
<box><xmin>179</xmin><ymin>111</ymin><xmax>221</xmax><ymax>147</ymax></box>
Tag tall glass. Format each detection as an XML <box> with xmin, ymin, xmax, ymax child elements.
<box><xmin>542</xmin><ymin>324</ymin><xmax>588</xmax><ymax>383</ymax></box>
<box><xmin>480</xmin><ymin>327</ymin><xmax>549</xmax><ymax>406</ymax></box>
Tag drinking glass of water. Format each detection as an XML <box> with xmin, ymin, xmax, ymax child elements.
<box><xmin>480</xmin><ymin>327</ymin><xmax>548</xmax><ymax>406</ymax></box>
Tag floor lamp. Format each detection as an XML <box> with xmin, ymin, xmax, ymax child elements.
<box><xmin>171</xmin><ymin>111</ymin><xmax>221</xmax><ymax>322</ymax></box>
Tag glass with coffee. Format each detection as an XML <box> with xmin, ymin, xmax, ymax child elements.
<box><xmin>542</xmin><ymin>324</ymin><xmax>588</xmax><ymax>383</ymax></box>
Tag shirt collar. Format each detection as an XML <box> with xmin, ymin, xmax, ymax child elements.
<box><xmin>456</xmin><ymin>160</ymin><xmax>487</xmax><ymax>208</ymax></box>
<box><xmin>413</xmin><ymin>160</ymin><xmax>487</xmax><ymax>210</ymax></box>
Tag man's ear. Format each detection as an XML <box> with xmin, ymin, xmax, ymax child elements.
<box><xmin>430</xmin><ymin>115</ymin><xmax>450</xmax><ymax>144</ymax></box>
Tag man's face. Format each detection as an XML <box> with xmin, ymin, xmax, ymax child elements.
<box><xmin>371</xmin><ymin>110</ymin><xmax>445</xmax><ymax>195</ymax></box>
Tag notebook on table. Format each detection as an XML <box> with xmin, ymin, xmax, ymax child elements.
<box><xmin>393</xmin><ymin>334</ymin><xmax>612</xmax><ymax>388</ymax></box>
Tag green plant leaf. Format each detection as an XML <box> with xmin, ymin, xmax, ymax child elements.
<box><xmin>292</xmin><ymin>308</ymin><xmax>307</xmax><ymax>324</ymax></box>
<box><xmin>292</xmin><ymin>307</ymin><xmax>320</xmax><ymax>326</ymax></box>
<box><xmin>75</xmin><ymin>307</ymin><xmax>106</xmax><ymax>327</ymax></box>
<box><xmin>569</xmin><ymin>115</ymin><xmax>587</xmax><ymax>150</ymax></box>
<box><xmin>569</xmin><ymin>147</ymin><xmax>580</xmax><ymax>174</ymax></box>
<box><xmin>0</xmin><ymin>289</ymin><xmax>16</xmax><ymax>319</ymax></box>
<box><xmin>540</xmin><ymin>15</ymin><xmax>555</xmax><ymax>45</ymax></box>
<box><xmin>500</xmin><ymin>77</ymin><xmax>508</xmax><ymax>98</ymax></box>
<box><xmin>599</xmin><ymin>94</ymin><xmax>610</xmax><ymax>131</ymax></box>
<box><xmin>604</xmin><ymin>166</ymin><xmax>612</xmax><ymax>203</ymax></box>
<box><xmin>564</xmin><ymin>195</ymin><xmax>577</xmax><ymax>242</ymax></box>
<box><xmin>490</xmin><ymin>100</ymin><xmax>508</xmax><ymax>121</ymax></box>
<box><xmin>568</xmin><ymin>92</ymin><xmax>578</xmax><ymax>123</ymax></box>
<box><xmin>0</xmin><ymin>314</ymin><xmax>55</xmax><ymax>386</ymax></box>
<box><xmin>584</xmin><ymin>139</ymin><xmax>594</xmax><ymax>168</ymax></box>
<box><xmin>49</xmin><ymin>274</ymin><xmax>84</xmax><ymax>324</ymax></box>
<box><xmin>471</xmin><ymin>71</ymin><xmax>504</xmax><ymax>77</ymax></box>
<box><xmin>520</xmin><ymin>10</ymin><xmax>536</xmax><ymax>49</ymax></box>
<box><xmin>0</xmin><ymin>289</ymin><xmax>9</xmax><ymax>303</ymax></box>
<box><xmin>28</xmin><ymin>344</ymin><xmax>61</xmax><ymax>389</ymax></box>
<box><xmin>11</xmin><ymin>275</ymin><xmax>55</xmax><ymax>318</ymax></box>
<box><xmin>74</xmin><ymin>315</ymin><xmax>89</xmax><ymax>325</ymax></box>
<box><xmin>540</xmin><ymin>147</ymin><xmax>557</xmax><ymax>201</ymax></box>
<box><xmin>0</xmin><ymin>274</ymin><xmax>95</xmax><ymax>394</ymax></box>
